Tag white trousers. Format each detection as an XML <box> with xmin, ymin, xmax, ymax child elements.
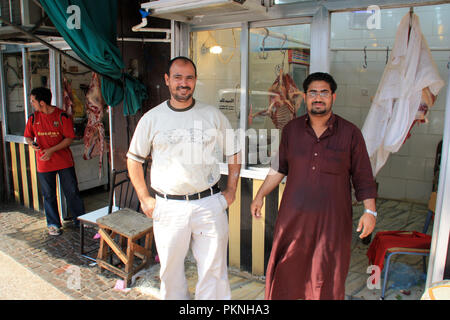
<box><xmin>153</xmin><ymin>192</ymin><xmax>231</xmax><ymax>300</ymax></box>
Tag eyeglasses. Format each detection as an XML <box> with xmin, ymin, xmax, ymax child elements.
<box><xmin>306</xmin><ymin>90</ymin><xmax>331</xmax><ymax>98</ymax></box>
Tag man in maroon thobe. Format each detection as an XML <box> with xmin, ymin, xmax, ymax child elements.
<box><xmin>251</xmin><ymin>72</ymin><xmax>377</xmax><ymax>300</ymax></box>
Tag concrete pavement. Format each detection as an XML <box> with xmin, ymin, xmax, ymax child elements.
<box><xmin>0</xmin><ymin>250</ymin><xmax>71</xmax><ymax>300</ymax></box>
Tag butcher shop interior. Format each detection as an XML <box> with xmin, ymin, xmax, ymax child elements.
<box><xmin>0</xmin><ymin>0</ymin><xmax>449</xmax><ymax>299</ymax></box>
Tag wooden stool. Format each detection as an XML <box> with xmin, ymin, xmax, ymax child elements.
<box><xmin>96</xmin><ymin>208</ymin><xmax>154</xmax><ymax>287</ymax></box>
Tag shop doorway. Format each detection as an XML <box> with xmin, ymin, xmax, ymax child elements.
<box><xmin>329</xmin><ymin>4</ymin><xmax>449</xmax><ymax>299</ymax></box>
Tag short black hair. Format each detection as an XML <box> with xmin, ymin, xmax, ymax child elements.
<box><xmin>303</xmin><ymin>72</ymin><xmax>337</xmax><ymax>93</ymax></box>
<box><xmin>31</xmin><ymin>87</ymin><xmax>52</xmax><ymax>105</ymax></box>
<box><xmin>167</xmin><ymin>56</ymin><xmax>197</xmax><ymax>77</ymax></box>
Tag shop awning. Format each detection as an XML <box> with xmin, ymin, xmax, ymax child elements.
<box><xmin>39</xmin><ymin>0</ymin><xmax>148</xmax><ymax>116</ymax></box>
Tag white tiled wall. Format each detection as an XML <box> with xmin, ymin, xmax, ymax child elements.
<box><xmin>331</xmin><ymin>4</ymin><xmax>450</xmax><ymax>204</ymax></box>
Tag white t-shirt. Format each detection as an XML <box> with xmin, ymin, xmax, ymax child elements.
<box><xmin>127</xmin><ymin>100</ymin><xmax>240</xmax><ymax>195</ymax></box>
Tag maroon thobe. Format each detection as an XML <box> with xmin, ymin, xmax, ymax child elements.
<box><xmin>266</xmin><ymin>113</ymin><xmax>377</xmax><ymax>300</ymax></box>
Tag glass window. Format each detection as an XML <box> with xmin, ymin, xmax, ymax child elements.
<box><xmin>3</xmin><ymin>49</ymin><xmax>50</xmax><ymax>136</ymax></box>
<box><xmin>26</xmin><ymin>49</ymin><xmax>50</xmax><ymax>132</ymax></box>
<box><xmin>190</xmin><ymin>28</ymin><xmax>241</xmax><ymax>130</ymax></box>
<box><xmin>248</xmin><ymin>24</ymin><xmax>310</xmax><ymax>167</ymax></box>
<box><xmin>191</xmin><ymin>24</ymin><xmax>310</xmax><ymax>168</ymax></box>
<box><xmin>3</xmin><ymin>51</ymin><xmax>25</xmax><ymax>135</ymax></box>
<box><xmin>274</xmin><ymin>0</ymin><xmax>312</xmax><ymax>4</ymax></box>
<box><xmin>27</xmin><ymin>50</ymin><xmax>50</xmax><ymax>95</ymax></box>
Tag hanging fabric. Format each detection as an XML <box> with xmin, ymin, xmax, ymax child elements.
<box><xmin>39</xmin><ymin>0</ymin><xmax>148</xmax><ymax>116</ymax></box>
<box><xmin>361</xmin><ymin>12</ymin><xmax>444</xmax><ymax>176</ymax></box>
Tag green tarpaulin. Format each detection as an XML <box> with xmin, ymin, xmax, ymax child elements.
<box><xmin>39</xmin><ymin>0</ymin><xmax>148</xmax><ymax>115</ymax></box>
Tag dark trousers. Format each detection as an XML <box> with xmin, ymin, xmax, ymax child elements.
<box><xmin>37</xmin><ymin>166</ymin><xmax>85</xmax><ymax>228</ymax></box>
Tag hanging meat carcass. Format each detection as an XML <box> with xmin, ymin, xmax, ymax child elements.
<box><xmin>249</xmin><ymin>69</ymin><xmax>303</xmax><ymax>130</ymax></box>
<box><xmin>62</xmin><ymin>77</ymin><xmax>74</xmax><ymax>116</ymax></box>
<box><xmin>83</xmin><ymin>72</ymin><xmax>107</xmax><ymax>179</ymax></box>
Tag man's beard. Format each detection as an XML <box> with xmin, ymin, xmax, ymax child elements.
<box><xmin>310</xmin><ymin>100</ymin><xmax>332</xmax><ymax>115</ymax></box>
<box><xmin>172</xmin><ymin>86</ymin><xmax>193</xmax><ymax>102</ymax></box>
<box><xmin>173</xmin><ymin>92</ymin><xmax>193</xmax><ymax>102</ymax></box>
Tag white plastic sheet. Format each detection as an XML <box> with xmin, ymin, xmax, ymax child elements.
<box><xmin>362</xmin><ymin>13</ymin><xmax>444</xmax><ymax>176</ymax></box>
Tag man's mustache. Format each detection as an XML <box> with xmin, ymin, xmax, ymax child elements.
<box><xmin>177</xmin><ymin>86</ymin><xmax>192</xmax><ymax>90</ymax></box>
<box><xmin>312</xmin><ymin>102</ymin><xmax>325</xmax><ymax>106</ymax></box>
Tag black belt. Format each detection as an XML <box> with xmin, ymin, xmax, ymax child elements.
<box><xmin>154</xmin><ymin>183</ymin><xmax>221</xmax><ymax>201</ymax></box>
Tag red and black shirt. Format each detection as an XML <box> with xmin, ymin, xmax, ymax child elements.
<box><xmin>24</xmin><ymin>107</ymin><xmax>75</xmax><ymax>173</ymax></box>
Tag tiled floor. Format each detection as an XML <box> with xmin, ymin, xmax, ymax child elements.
<box><xmin>346</xmin><ymin>199</ymin><xmax>430</xmax><ymax>300</ymax></box>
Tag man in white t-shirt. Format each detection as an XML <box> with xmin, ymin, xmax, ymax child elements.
<box><xmin>127</xmin><ymin>56</ymin><xmax>241</xmax><ymax>300</ymax></box>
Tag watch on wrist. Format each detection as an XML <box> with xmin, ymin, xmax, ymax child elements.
<box><xmin>364</xmin><ymin>208</ymin><xmax>377</xmax><ymax>218</ymax></box>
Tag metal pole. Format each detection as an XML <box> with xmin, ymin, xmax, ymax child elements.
<box><xmin>21</xmin><ymin>47</ymin><xmax>30</xmax><ymax>120</ymax></box>
<box><xmin>8</xmin><ymin>0</ymin><xmax>13</xmax><ymax>23</ymax></box>
<box><xmin>310</xmin><ymin>5</ymin><xmax>330</xmax><ymax>74</ymax></box>
<box><xmin>108</xmin><ymin>105</ymin><xmax>116</xmax><ymax>207</ymax></box>
<box><xmin>330</xmin><ymin>47</ymin><xmax>450</xmax><ymax>52</ymax></box>
<box><xmin>251</xmin><ymin>27</ymin><xmax>310</xmax><ymax>48</ymax></box>
<box><xmin>240</xmin><ymin>21</ymin><xmax>249</xmax><ymax>169</ymax></box>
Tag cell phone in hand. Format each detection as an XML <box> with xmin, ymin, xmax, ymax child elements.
<box><xmin>32</xmin><ymin>142</ymin><xmax>40</xmax><ymax>149</ymax></box>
